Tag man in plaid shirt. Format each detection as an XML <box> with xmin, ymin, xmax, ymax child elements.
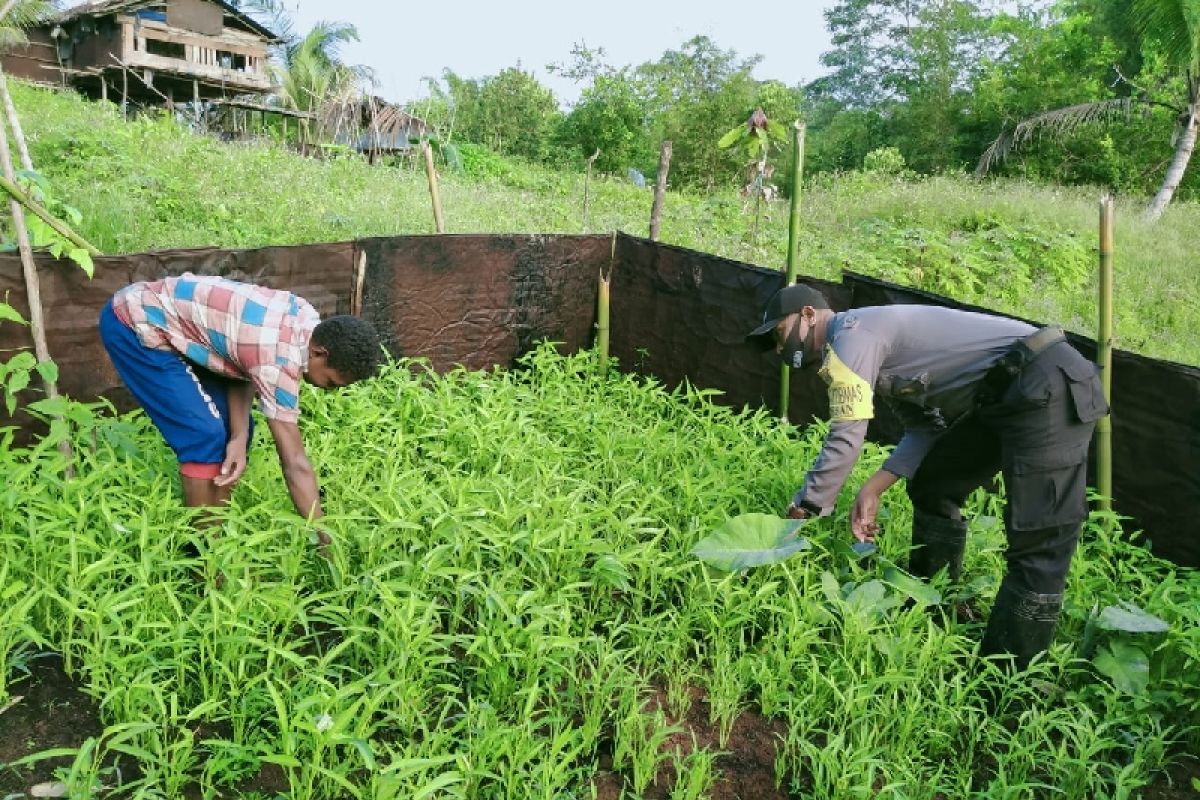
<box><xmin>99</xmin><ymin>273</ymin><xmax>382</xmax><ymax>537</ymax></box>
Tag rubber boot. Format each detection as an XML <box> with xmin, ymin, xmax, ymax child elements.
<box><xmin>979</xmin><ymin>583</ymin><xmax>1063</xmax><ymax>671</ymax></box>
<box><xmin>908</xmin><ymin>510</ymin><xmax>967</xmax><ymax>581</ymax></box>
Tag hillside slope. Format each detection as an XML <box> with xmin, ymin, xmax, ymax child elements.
<box><xmin>12</xmin><ymin>82</ymin><xmax>1200</xmax><ymax>365</ymax></box>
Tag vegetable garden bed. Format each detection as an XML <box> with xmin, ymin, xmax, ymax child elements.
<box><xmin>1</xmin><ymin>346</ymin><xmax>1198</xmax><ymax>799</ymax></box>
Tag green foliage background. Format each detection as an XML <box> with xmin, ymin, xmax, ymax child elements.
<box><xmin>13</xmin><ymin>82</ymin><xmax>1200</xmax><ymax>366</ymax></box>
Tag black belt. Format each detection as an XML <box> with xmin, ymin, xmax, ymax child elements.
<box><xmin>979</xmin><ymin>326</ymin><xmax>1066</xmax><ymax>405</ymax></box>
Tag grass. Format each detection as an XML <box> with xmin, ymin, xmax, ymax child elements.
<box><xmin>0</xmin><ymin>345</ymin><xmax>1197</xmax><ymax>799</ymax></box>
<box><xmin>11</xmin><ymin>81</ymin><xmax>1200</xmax><ymax>365</ymax></box>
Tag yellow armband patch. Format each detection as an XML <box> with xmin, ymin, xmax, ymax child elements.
<box><xmin>819</xmin><ymin>348</ymin><xmax>874</xmax><ymax>422</ymax></box>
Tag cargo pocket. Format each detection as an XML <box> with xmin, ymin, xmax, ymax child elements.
<box><xmin>1060</xmin><ymin>360</ymin><xmax>1109</xmax><ymax>423</ymax></box>
<box><xmin>1006</xmin><ymin>443</ymin><xmax>1089</xmax><ymax>530</ymax></box>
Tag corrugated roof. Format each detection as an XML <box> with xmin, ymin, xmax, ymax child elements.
<box><xmin>56</xmin><ymin>0</ymin><xmax>280</xmax><ymax>42</ymax></box>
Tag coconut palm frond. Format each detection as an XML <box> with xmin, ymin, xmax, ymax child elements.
<box><xmin>1132</xmin><ymin>0</ymin><xmax>1200</xmax><ymax>71</ymax></box>
<box><xmin>975</xmin><ymin>98</ymin><xmax>1141</xmax><ymax>175</ymax></box>
<box><xmin>0</xmin><ymin>0</ymin><xmax>57</xmax><ymax>49</ymax></box>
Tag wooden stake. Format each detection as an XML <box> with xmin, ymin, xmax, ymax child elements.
<box><xmin>649</xmin><ymin>140</ymin><xmax>672</xmax><ymax>241</ymax></box>
<box><xmin>582</xmin><ymin>148</ymin><xmax>599</xmax><ymax>232</ymax></box>
<box><xmin>1097</xmin><ymin>194</ymin><xmax>1115</xmax><ymax>527</ymax></box>
<box><xmin>0</xmin><ymin>71</ymin><xmax>32</xmax><ymax>170</ymax></box>
<box><xmin>596</xmin><ymin>269</ymin><xmax>611</xmax><ymax>376</ymax></box>
<box><xmin>0</xmin><ymin>174</ymin><xmax>100</xmax><ymax>255</ymax></box>
<box><xmin>352</xmin><ymin>249</ymin><xmax>367</xmax><ymax>317</ymax></box>
<box><xmin>778</xmin><ymin>121</ymin><xmax>807</xmax><ymax>422</ymax></box>
<box><xmin>422</xmin><ymin>141</ymin><xmax>445</xmax><ymax>233</ymax></box>
<box><xmin>0</xmin><ymin>67</ymin><xmax>72</xmax><ymax>467</ymax></box>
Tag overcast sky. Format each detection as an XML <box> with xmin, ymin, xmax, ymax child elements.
<box><xmin>283</xmin><ymin>0</ymin><xmax>838</xmax><ymax>107</ymax></box>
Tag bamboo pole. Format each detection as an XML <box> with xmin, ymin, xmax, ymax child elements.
<box><xmin>422</xmin><ymin>141</ymin><xmax>445</xmax><ymax>233</ymax></box>
<box><xmin>779</xmin><ymin>121</ymin><xmax>807</xmax><ymax>422</ymax></box>
<box><xmin>1097</xmin><ymin>194</ymin><xmax>1114</xmax><ymax>527</ymax></box>
<box><xmin>0</xmin><ymin>175</ymin><xmax>101</xmax><ymax>255</ymax></box>
<box><xmin>352</xmin><ymin>249</ymin><xmax>367</xmax><ymax>317</ymax></box>
<box><xmin>0</xmin><ymin>71</ymin><xmax>31</xmax><ymax>172</ymax></box>
<box><xmin>596</xmin><ymin>270</ymin><xmax>611</xmax><ymax>376</ymax></box>
<box><xmin>582</xmin><ymin>148</ymin><xmax>600</xmax><ymax>232</ymax></box>
<box><xmin>649</xmin><ymin>140</ymin><xmax>672</xmax><ymax>241</ymax></box>
<box><xmin>0</xmin><ymin>67</ymin><xmax>72</xmax><ymax>467</ymax></box>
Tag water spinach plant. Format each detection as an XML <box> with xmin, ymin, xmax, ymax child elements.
<box><xmin>0</xmin><ymin>344</ymin><xmax>1197</xmax><ymax>798</ymax></box>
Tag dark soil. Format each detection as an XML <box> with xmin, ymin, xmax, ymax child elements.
<box><xmin>592</xmin><ymin>684</ymin><xmax>790</xmax><ymax>800</ymax></box>
<box><xmin>3</xmin><ymin>658</ymin><xmax>1197</xmax><ymax>799</ymax></box>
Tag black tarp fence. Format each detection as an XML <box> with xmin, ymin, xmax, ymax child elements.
<box><xmin>1</xmin><ymin>232</ymin><xmax>1196</xmax><ymax>567</ymax></box>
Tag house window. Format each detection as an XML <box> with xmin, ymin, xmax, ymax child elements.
<box><xmin>216</xmin><ymin>51</ymin><xmax>247</xmax><ymax>71</ymax></box>
<box><xmin>145</xmin><ymin>37</ymin><xmax>186</xmax><ymax>60</ymax></box>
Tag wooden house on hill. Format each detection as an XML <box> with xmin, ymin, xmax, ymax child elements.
<box><xmin>2</xmin><ymin>0</ymin><xmax>279</xmax><ymax>104</ymax></box>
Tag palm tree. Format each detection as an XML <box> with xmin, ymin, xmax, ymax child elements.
<box><xmin>0</xmin><ymin>0</ymin><xmax>58</xmax><ymax>50</ymax></box>
<box><xmin>275</xmin><ymin>21</ymin><xmax>361</xmax><ymax>114</ymax></box>
<box><xmin>977</xmin><ymin>0</ymin><xmax>1200</xmax><ymax>222</ymax></box>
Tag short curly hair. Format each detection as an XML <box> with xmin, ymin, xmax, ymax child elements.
<box><xmin>311</xmin><ymin>315</ymin><xmax>383</xmax><ymax>383</ymax></box>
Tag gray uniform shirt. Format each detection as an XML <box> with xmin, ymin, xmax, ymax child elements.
<box><xmin>797</xmin><ymin>305</ymin><xmax>1036</xmax><ymax>512</ymax></box>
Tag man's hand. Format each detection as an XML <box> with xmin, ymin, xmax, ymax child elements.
<box><xmin>850</xmin><ymin>469</ymin><xmax>901</xmax><ymax>543</ymax></box>
<box><xmin>850</xmin><ymin>488</ymin><xmax>880</xmax><ymax>543</ymax></box>
<box><xmin>214</xmin><ymin>434</ymin><xmax>248</xmax><ymax>488</ymax></box>
<box><xmin>785</xmin><ymin>502</ymin><xmax>810</xmax><ymax>520</ymax></box>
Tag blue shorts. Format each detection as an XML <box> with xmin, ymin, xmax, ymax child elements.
<box><xmin>99</xmin><ymin>298</ymin><xmax>254</xmax><ymax>471</ymax></box>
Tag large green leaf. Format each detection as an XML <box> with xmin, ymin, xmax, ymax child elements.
<box><xmin>1093</xmin><ymin>640</ymin><xmax>1151</xmax><ymax>695</ymax></box>
<box><xmin>1095</xmin><ymin>602</ymin><xmax>1169</xmax><ymax>634</ymax></box>
<box><xmin>882</xmin><ymin>563</ymin><xmax>942</xmax><ymax>607</ymax></box>
<box><xmin>717</xmin><ymin>125</ymin><xmax>744</xmax><ymax>149</ymax></box>
<box><xmin>691</xmin><ymin>513</ymin><xmax>810</xmax><ymax>571</ymax></box>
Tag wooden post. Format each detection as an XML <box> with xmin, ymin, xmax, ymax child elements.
<box><xmin>0</xmin><ymin>71</ymin><xmax>32</xmax><ymax>171</ymax></box>
<box><xmin>779</xmin><ymin>121</ymin><xmax>807</xmax><ymax>422</ymax></box>
<box><xmin>0</xmin><ymin>68</ymin><xmax>72</xmax><ymax>466</ymax></box>
<box><xmin>121</xmin><ymin>66</ymin><xmax>128</xmax><ymax>117</ymax></box>
<box><xmin>352</xmin><ymin>249</ymin><xmax>367</xmax><ymax>317</ymax></box>
<box><xmin>596</xmin><ymin>269</ymin><xmax>611</xmax><ymax>376</ymax></box>
<box><xmin>582</xmin><ymin>148</ymin><xmax>600</xmax><ymax>232</ymax></box>
<box><xmin>1097</xmin><ymin>194</ymin><xmax>1115</xmax><ymax>527</ymax></box>
<box><xmin>100</xmin><ymin>78</ymin><xmax>108</xmax><ymax>103</ymax></box>
<box><xmin>422</xmin><ymin>141</ymin><xmax>445</xmax><ymax>233</ymax></box>
<box><xmin>648</xmin><ymin>140</ymin><xmax>672</xmax><ymax>241</ymax></box>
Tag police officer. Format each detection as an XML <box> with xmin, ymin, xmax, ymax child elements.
<box><xmin>747</xmin><ymin>284</ymin><xmax>1109</xmax><ymax>669</ymax></box>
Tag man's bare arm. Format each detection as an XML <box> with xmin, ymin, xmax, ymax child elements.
<box><xmin>265</xmin><ymin>416</ymin><xmax>323</xmax><ymax>521</ymax></box>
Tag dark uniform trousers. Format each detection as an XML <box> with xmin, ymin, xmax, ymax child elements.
<box><xmin>902</xmin><ymin>333</ymin><xmax>1109</xmax><ymax>669</ymax></box>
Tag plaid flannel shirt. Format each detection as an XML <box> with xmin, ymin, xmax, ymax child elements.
<box><xmin>112</xmin><ymin>274</ymin><xmax>320</xmax><ymax>423</ymax></box>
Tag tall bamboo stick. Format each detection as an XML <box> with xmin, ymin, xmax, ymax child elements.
<box><xmin>596</xmin><ymin>270</ymin><xmax>611</xmax><ymax>376</ymax></box>
<box><xmin>649</xmin><ymin>140</ymin><xmax>672</xmax><ymax>241</ymax></box>
<box><xmin>582</xmin><ymin>148</ymin><xmax>600</xmax><ymax>232</ymax></box>
<box><xmin>0</xmin><ymin>174</ymin><xmax>100</xmax><ymax>255</ymax></box>
<box><xmin>0</xmin><ymin>66</ymin><xmax>72</xmax><ymax>466</ymax></box>
<box><xmin>779</xmin><ymin>122</ymin><xmax>807</xmax><ymax>422</ymax></box>
<box><xmin>0</xmin><ymin>72</ymin><xmax>30</xmax><ymax>170</ymax></box>
<box><xmin>1097</xmin><ymin>195</ymin><xmax>1114</xmax><ymax>526</ymax></box>
<box><xmin>422</xmin><ymin>142</ymin><xmax>445</xmax><ymax>233</ymax></box>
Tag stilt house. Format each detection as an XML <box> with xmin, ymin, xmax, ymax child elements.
<box><xmin>2</xmin><ymin>0</ymin><xmax>279</xmax><ymax>104</ymax></box>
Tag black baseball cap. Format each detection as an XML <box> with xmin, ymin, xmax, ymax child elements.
<box><xmin>745</xmin><ymin>283</ymin><xmax>829</xmax><ymax>349</ymax></box>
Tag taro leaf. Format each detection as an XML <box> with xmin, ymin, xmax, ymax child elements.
<box><xmin>1095</xmin><ymin>602</ymin><xmax>1169</xmax><ymax>634</ymax></box>
<box><xmin>882</xmin><ymin>564</ymin><xmax>942</xmax><ymax>607</ymax></box>
<box><xmin>691</xmin><ymin>513</ymin><xmax>810</xmax><ymax>572</ymax></box>
<box><xmin>831</xmin><ymin>538</ymin><xmax>877</xmax><ymax>560</ymax></box>
<box><xmin>845</xmin><ymin>579</ymin><xmax>889</xmax><ymax>615</ymax></box>
<box><xmin>1093</xmin><ymin>639</ymin><xmax>1151</xmax><ymax>695</ymax></box>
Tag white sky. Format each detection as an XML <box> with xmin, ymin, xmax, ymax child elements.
<box><xmin>283</xmin><ymin>0</ymin><xmax>838</xmax><ymax>107</ymax></box>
